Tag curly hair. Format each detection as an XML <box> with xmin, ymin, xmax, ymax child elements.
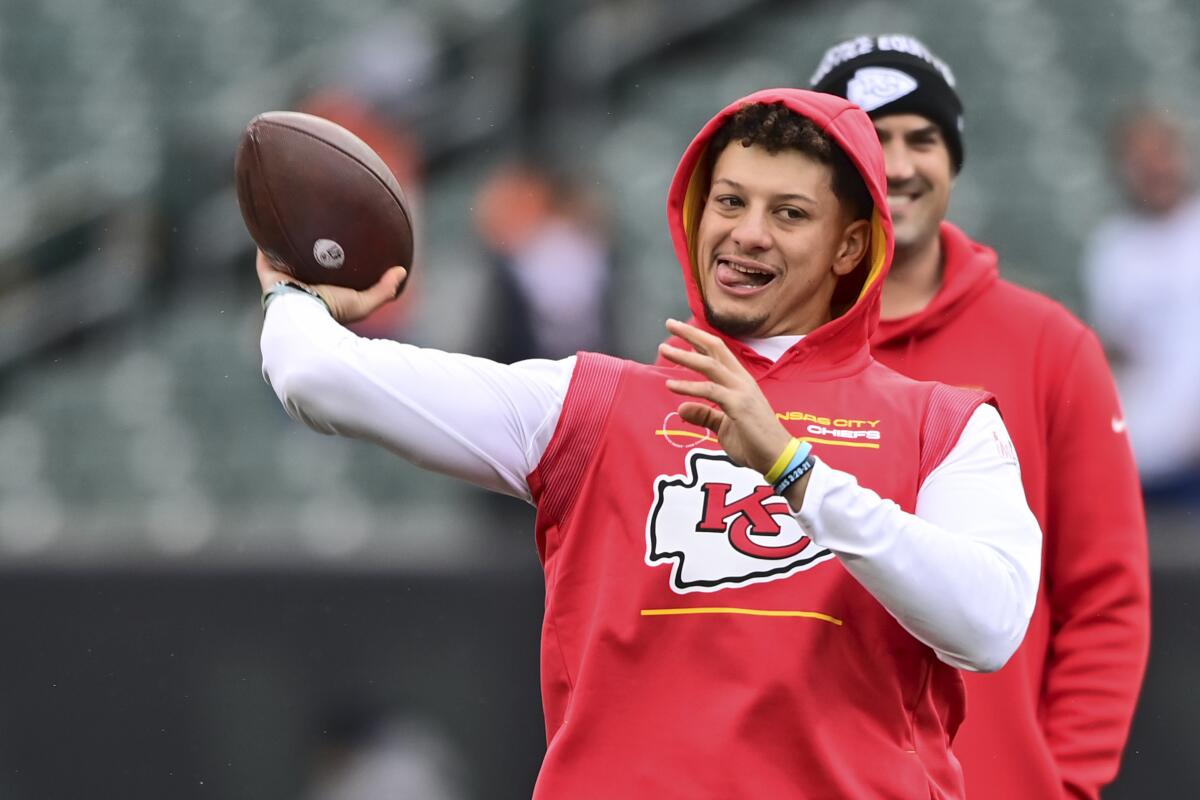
<box><xmin>706</xmin><ymin>102</ymin><xmax>874</xmax><ymax>222</ymax></box>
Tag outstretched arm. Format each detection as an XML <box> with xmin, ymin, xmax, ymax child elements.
<box><xmin>659</xmin><ymin>319</ymin><xmax>1041</xmax><ymax>673</ymax></box>
<box><xmin>258</xmin><ymin>253</ymin><xmax>571</xmax><ymax>501</ymax></box>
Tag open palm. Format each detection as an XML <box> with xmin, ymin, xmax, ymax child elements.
<box><xmin>658</xmin><ymin>319</ymin><xmax>793</xmax><ymax>476</ymax></box>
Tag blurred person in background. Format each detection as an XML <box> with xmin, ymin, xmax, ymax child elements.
<box><xmin>305</xmin><ymin>702</ymin><xmax>466</xmax><ymax>800</ymax></box>
<box><xmin>470</xmin><ymin>163</ymin><xmax>613</xmax><ymax>525</ymax></box>
<box><xmin>472</xmin><ymin>163</ymin><xmax>613</xmax><ymax>362</ymax></box>
<box><xmin>257</xmin><ymin>88</ymin><xmax>1042</xmax><ymax>797</ymax></box>
<box><xmin>806</xmin><ymin>34</ymin><xmax>1150</xmax><ymax>800</ymax></box>
<box><xmin>1083</xmin><ymin>105</ymin><xmax>1200</xmax><ymax>506</ymax></box>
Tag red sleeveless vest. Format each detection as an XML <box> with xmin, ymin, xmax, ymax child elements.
<box><xmin>528</xmin><ymin>350</ymin><xmax>988</xmax><ymax>799</ymax></box>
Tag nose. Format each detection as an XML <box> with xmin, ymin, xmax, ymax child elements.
<box><xmin>730</xmin><ymin>210</ymin><xmax>772</xmax><ymax>252</ymax></box>
<box><xmin>884</xmin><ymin>141</ymin><xmax>917</xmax><ymax>186</ymax></box>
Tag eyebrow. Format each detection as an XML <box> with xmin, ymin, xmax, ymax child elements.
<box><xmin>713</xmin><ymin>178</ymin><xmax>817</xmax><ymax>204</ymax></box>
<box><xmin>876</xmin><ymin>123</ymin><xmax>941</xmax><ymax>140</ymax></box>
<box><xmin>905</xmin><ymin>124</ymin><xmax>941</xmax><ymax>139</ymax></box>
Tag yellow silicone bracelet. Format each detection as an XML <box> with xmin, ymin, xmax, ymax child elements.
<box><xmin>763</xmin><ymin>437</ymin><xmax>802</xmax><ymax>484</ymax></box>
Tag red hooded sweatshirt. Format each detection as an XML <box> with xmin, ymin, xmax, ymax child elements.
<box><xmin>527</xmin><ymin>90</ymin><xmax>991</xmax><ymax>799</ymax></box>
<box><xmin>871</xmin><ymin>222</ymin><xmax>1150</xmax><ymax>800</ymax></box>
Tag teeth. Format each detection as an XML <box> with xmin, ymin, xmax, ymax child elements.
<box><xmin>722</xmin><ymin>259</ymin><xmax>771</xmax><ymax>277</ymax></box>
<box><xmin>718</xmin><ymin>258</ymin><xmax>774</xmax><ymax>289</ymax></box>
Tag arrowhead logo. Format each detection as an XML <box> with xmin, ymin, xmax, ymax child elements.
<box><xmin>656</xmin><ymin>411</ymin><xmax>717</xmax><ymax>449</ymax></box>
<box><xmin>646</xmin><ymin>450</ymin><xmax>832</xmax><ymax>594</ymax></box>
<box><xmin>1112</xmin><ymin>416</ymin><xmax>1128</xmax><ymax>434</ymax></box>
<box><xmin>847</xmin><ymin>67</ymin><xmax>919</xmax><ymax>112</ymax></box>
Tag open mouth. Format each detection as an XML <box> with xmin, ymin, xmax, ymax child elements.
<box><xmin>886</xmin><ymin>192</ymin><xmax>922</xmax><ymax>212</ymax></box>
<box><xmin>714</xmin><ymin>256</ymin><xmax>777</xmax><ymax>293</ymax></box>
<box><xmin>886</xmin><ymin>184</ymin><xmax>926</xmax><ymax>214</ymax></box>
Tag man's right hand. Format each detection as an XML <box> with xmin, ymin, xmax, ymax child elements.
<box><xmin>256</xmin><ymin>249</ymin><xmax>408</xmax><ymax>325</ymax></box>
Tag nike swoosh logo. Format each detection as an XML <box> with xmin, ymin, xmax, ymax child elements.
<box><xmin>1112</xmin><ymin>416</ymin><xmax>1128</xmax><ymax>434</ymax></box>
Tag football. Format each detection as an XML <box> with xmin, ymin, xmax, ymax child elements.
<box><xmin>234</xmin><ymin>111</ymin><xmax>414</xmax><ymax>291</ymax></box>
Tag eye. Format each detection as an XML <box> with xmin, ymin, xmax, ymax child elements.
<box><xmin>778</xmin><ymin>206</ymin><xmax>808</xmax><ymax>221</ymax></box>
<box><xmin>908</xmin><ymin>133</ymin><xmax>940</xmax><ymax>151</ymax></box>
<box><xmin>713</xmin><ymin>194</ymin><xmax>743</xmax><ymax>209</ymax></box>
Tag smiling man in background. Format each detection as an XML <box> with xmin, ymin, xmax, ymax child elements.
<box><xmin>810</xmin><ymin>34</ymin><xmax>1151</xmax><ymax>800</ymax></box>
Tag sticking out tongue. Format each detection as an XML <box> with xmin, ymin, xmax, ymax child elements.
<box><xmin>717</xmin><ymin>260</ymin><xmax>775</xmax><ymax>289</ymax></box>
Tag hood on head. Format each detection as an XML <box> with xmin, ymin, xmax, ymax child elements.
<box><xmin>666</xmin><ymin>88</ymin><xmax>894</xmax><ymax>358</ymax></box>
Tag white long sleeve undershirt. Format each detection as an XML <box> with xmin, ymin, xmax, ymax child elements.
<box><xmin>261</xmin><ymin>293</ymin><xmax>1041</xmax><ymax>672</ymax></box>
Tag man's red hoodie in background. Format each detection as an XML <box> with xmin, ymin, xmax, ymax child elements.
<box><xmin>871</xmin><ymin>221</ymin><xmax>1150</xmax><ymax>800</ymax></box>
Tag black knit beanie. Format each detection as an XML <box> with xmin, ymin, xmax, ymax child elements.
<box><xmin>810</xmin><ymin>34</ymin><xmax>964</xmax><ymax>173</ymax></box>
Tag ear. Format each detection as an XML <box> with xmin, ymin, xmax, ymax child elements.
<box><xmin>832</xmin><ymin>218</ymin><xmax>871</xmax><ymax>276</ymax></box>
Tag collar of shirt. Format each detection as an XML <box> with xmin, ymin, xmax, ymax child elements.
<box><xmin>738</xmin><ymin>334</ymin><xmax>804</xmax><ymax>363</ymax></box>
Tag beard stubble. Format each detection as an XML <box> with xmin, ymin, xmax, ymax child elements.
<box><xmin>702</xmin><ymin>300</ymin><xmax>769</xmax><ymax>339</ymax></box>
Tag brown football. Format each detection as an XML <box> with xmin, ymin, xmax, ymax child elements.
<box><xmin>234</xmin><ymin>111</ymin><xmax>414</xmax><ymax>291</ymax></box>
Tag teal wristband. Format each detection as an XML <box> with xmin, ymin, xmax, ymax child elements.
<box><xmin>262</xmin><ymin>280</ymin><xmax>331</xmax><ymax>314</ymax></box>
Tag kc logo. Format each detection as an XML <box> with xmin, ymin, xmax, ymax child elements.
<box><xmin>646</xmin><ymin>449</ymin><xmax>833</xmax><ymax>593</ymax></box>
<box><xmin>697</xmin><ymin>484</ymin><xmax>813</xmax><ymax>559</ymax></box>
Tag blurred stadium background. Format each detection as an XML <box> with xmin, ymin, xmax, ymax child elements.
<box><xmin>0</xmin><ymin>0</ymin><xmax>1197</xmax><ymax>797</ymax></box>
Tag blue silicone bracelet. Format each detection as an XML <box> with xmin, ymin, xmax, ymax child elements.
<box><xmin>778</xmin><ymin>442</ymin><xmax>812</xmax><ymax>480</ymax></box>
<box><xmin>773</xmin><ymin>442</ymin><xmax>814</xmax><ymax>495</ymax></box>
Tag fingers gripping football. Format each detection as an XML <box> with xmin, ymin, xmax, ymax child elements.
<box><xmin>659</xmin><ymin>319</ymin><xmax>793</xmax><ymax>475</ymax></box>
<box><xmin>257</xmin><ymin>249</ymin><xmax>407</xmax><ymax>324</ymax></box>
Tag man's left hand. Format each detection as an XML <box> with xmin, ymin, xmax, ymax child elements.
<box><xmin>658</xmin><ymin>319</ymin><xmax>793</xmax><ymax>477</ymax></box>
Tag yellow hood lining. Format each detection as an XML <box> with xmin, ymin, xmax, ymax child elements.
<box><xmin>683</xmin><ymin>160</ymin><xmax>709</xmax><ymax>290</ymax></box>
<box><xmin>861</xmin><ymin>208</ymin><xmax>886</xmax><ymax>300</ymax></box>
